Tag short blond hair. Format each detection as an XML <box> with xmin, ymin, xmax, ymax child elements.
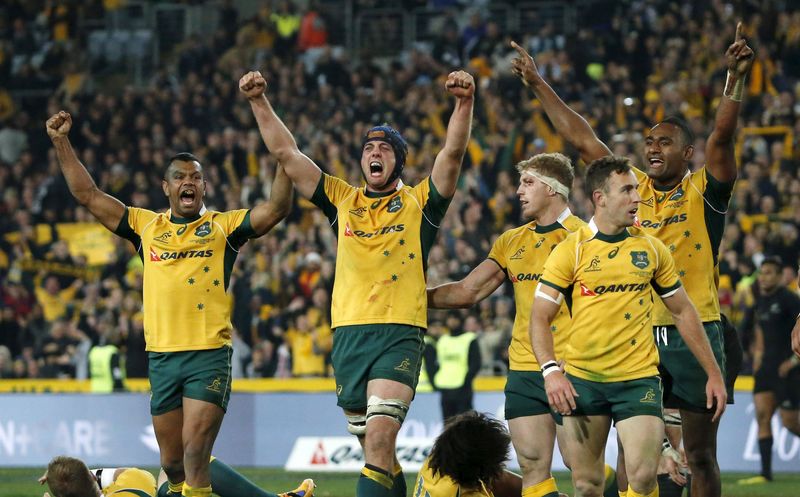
<box><xmin>515</xmin><ymin>153</ymin><xmax>574</xmax><ymax>194</ymax></box>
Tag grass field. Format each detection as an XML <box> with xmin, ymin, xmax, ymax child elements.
<box><xmin>2</xmin><ymin>467</ymin><xmax>798</xmax><ymax>497</ymax></box>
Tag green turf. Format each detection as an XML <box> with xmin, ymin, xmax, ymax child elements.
<box><xmin>2</xmin><ymin>467</ymin><xmax>798</xmax><ymax>497</ymax></box>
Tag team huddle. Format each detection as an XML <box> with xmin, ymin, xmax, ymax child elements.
<box><xmin>41</xmin><ymin>20</ymin><xmax>771</xmax><ymax>497</ymax></box>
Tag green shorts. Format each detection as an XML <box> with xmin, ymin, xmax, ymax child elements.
<box><xmin>568</xmin><ymin>374</ymin><xmax>663</xmax><ymax>423</ymax></box>
<box><xmin>655</xmin><ymin>321</ymin><xmax>726</xmax><ymax>412</ymax></box>
<box><xmin>505</xmin><ymin>369</ymin><xmax>562</xmax><ymax>424</ymax></box>
<box><xmin>148</xmin><ymin>346</ymin><xmax>232</xmax><ymax>416</ymax></box>
<box><xmin>332</xmin><ymin>324</ymin><xmax>424</xmax><ymax>410</ymax></box>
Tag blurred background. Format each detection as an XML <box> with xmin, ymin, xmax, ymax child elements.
<box><xmin>0</xmin><ymin>0</ymin><xmax>799</xmax><ymax>480</ymax></box>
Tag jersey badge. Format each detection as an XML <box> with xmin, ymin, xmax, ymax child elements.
<box><xmin>630</xmin><ymin>251</ymin><xmax>650</xmax><ymax>269</ymax></box>
<box><xmin>510</xmin><ymin>247</ymin><xmax>525</xmax><ymax>260</ymax></box>
<box><xmin>154</xmin><ymin>231</ymin><xmax>172</xmax><ymax>243</ymax></box>
<box><xmin>194</xmin><ymin>221</ymin><xmax>212</xmax><ymax>237</ymax></box>
<box><xmin>387</xmin><ymin>195</ymin><xmax>403</xmax><ymax>213</ymax></box>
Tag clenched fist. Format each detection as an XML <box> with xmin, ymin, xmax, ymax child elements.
<box><xmin>239</xmin><ymin>71</ymin><xmax>267</xmax><ymax>100</ymax></box>
<box><xmin>445</xmin><ymin>70</ymin><xmax>475</xmax><ymax>99</ymax></box>
<box><xmin>46</xmin><ymin>111</ymin><xmax>72</xmax><ymax>140</ymax></box>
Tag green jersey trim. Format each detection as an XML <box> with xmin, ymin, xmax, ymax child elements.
<box><xmin>703</xmin><ymin>169</ymin><xmax>735</xmax><ymax>266</ymax></box>
<box><xmin>420</xmin><ymin>177</ymin><xmax>451</xmax><ymax>270</ymax></box>
<box><xmin>115</xmin><ymin>208</ymin><xmax>143</xmax><ymax>260</ymax></box>
<box><xmin>652</xmin><ymin>279</ymin><xmax>682</xmax><ymax>297</ymax></box>
<box><xmin>311</xmin><ymin>174</ymin><xmax>340</xmax><ymax>234</ymax></box>
<box><xmin>593</xmin><ymin>230</ymin><xmax>630</xmax><ymax>243</ymax></box>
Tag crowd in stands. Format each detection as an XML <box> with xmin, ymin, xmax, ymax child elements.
<box><xmin>0</xmin><ymin>0</ymin><xmax>799</xmax><ymax>384</ymax></box>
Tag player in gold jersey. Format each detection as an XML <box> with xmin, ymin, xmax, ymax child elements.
<box><xmin>239</xmin><ymin>69</ymin><xmax>474</xmax><ymax>497</ymax></box>
<box><xmin>531</xmin><ymin>156</ymin><xmax>726</xmax><ymax>497</ymax></box>
<box><xmin>428</xmin><ymin>152</ymin><xmax>589</xmax><ymax>497</ymax></box>
<box><xmin>40</xmin><ymin>455</ymin><xmax>314</xmax><ymax>497</ymax></box>
<box><xmin>511</xmin><ymin>23</ymin><xmax>753</xmax><ymax>497</ymax></box>
<box><xmin>46</xmin><ymin>112</ymin><xmax>293</xmax><ymax>497</ymax></box>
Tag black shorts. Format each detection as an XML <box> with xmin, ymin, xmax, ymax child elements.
<box><xmin>754</xmin><ymin>367</ymin><xmax>800</xmax><ymax>410</ymax></box>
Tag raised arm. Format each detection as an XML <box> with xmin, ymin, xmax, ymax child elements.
<box><xmin>510</xmin><ymin>41</ymin><xmax>611</xmax><ymax>164</ymax></box>
<box><xmin>661</xmin><ymin>287</ymin><xmax>727</xmax><ymax>421</ymax></box>
<box><xmin>427</xmin><ymin>259</ymin><xmax>506</xmax><ymax>309</ymax></box>
<box><xmin>249</xmin><ymin>163</ymin><xmax>294</xmax><ymax>237</ymax></box>
<box><xmin>706</xmin><ymin>22</ymin><xmax>754</xmax><ymax>183</ymax></box>
<box><xmin>240</xmin><ymin>71</ymin><xmax>322</xmax><ymax>199</ymax></box>
<box><xmin>46</xmin><ymin>111</ymin><xmax>125</xmax><ymax>232</ymax></box>
<box><xmin>530</xmin><ymin>284</ymin><xmax>577</xmax><ymax>415</ymax></box>
<box><xmin>430</xmin><ymin>70</ymin><xmax>475</xmax><ymax>198</ymax></box>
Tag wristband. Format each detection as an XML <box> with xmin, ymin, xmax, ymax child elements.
<box><xmin>541</xmin><ymin>361</ymin><xmax>560</xmax><ymax>378</ymax></box>
<box><xmin>723</xmin><ymin>70</ymin><xmax>746</xmax><ymax>102</ymax></box>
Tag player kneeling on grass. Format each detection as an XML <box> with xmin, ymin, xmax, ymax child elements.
<box><xmin>414</xmin><ymin>411</ymin><xmax>566</xmax><ymax>497</ymax></box>
<box><xmin>39</xmin><ymin>455</ymin><xmax>314</xmax><ymax>497</ymax></box>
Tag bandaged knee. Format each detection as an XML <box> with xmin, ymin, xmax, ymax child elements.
<box><xmin>366</xmin><ymin>395</ymin><xmax>409</xmax><ymax>426</ymax></box>
<box><xmin>347</xmin><ymin>414</ymin><xmax>367</xmax><ymax>436</ymax></box>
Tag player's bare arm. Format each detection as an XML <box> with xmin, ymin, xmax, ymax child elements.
<box><xmin>428</xmin><ymin>259</ymin><xmax>506</xmax><ymax>309</ymax></box>
<box><xmin>430</xmin><ymin>70</ymin><xmax>475</xmax><ymax>199</ymax></box>
<box><xmin>240</xmin><ymin>71</ymin><xmax>322</xmax><ymax>199</ymax></box>
<box><xmin>792</xmin><ymin>317</ymin><xmax>800</xmax><ymax>358</ymax></box>
<box><xmin>706</xmin><ymin>22</ymin><xmax>754</xmax><ymax>183</ymax></box>
<box><xmin>510</xmin><ymin>40</ymin><xmax>611</xmax><ymax>164</ymax></box>
<box><xmin>662</xmin><ymin>287</ymin><xmax>727</xmax><ymax>420</ymax></box>
<box><xmin>46</xmin><ymin>111</ymin><xmax>125</xmax><ymax>232</ymax></box>
<box><xmin>530</xmin><ymin>284</ymin><xmax>577</xmax><ymax>415</ymax></box>
<box><xmin>249</xmin><ymin>163</ymin><xmax>293</xmax><ymax>237</ymax></box>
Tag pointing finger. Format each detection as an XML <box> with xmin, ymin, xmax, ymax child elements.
<box><xmin>735</xmin><ymin>22</ymin><xmax>742</xmax><ymax>42</ymax></box>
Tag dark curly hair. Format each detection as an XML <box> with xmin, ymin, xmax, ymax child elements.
<box><xmin>428</xmin><ymin>411</ymin><xmax>511</xmax><ymax>489</ymax></box>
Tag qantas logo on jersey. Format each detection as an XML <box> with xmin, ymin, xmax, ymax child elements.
<box><xmin>510</xmin><ymin>272</ymin><xmax>541</xmax><ymax>283</ymax></box>
<box><xmin>150</xmin><ymin>249</ymin><xmax>214</xmax><ymax>261</ymax></box>
<box><xmin>579</xmin><ymin>281</ymin><xmax>647</xmax><ymax>296</ymax></box>
<box><xmin>638</xmin><ymin>214</ymin><xmax>687</xmax><ymax>229</ymax></box>
<box><xmin>344</xmin><ymin>223</ymin><xmax>405</xmax><ymax>238</ymax></box>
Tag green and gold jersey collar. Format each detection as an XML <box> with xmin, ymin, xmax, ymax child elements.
<box><xmin>588</xmin><ymin>217</ymin><xmax>630</xmax><ymax>243</ymax></box>
<box><xmin>168</xmin><ymin>204</ymin><xmax>208</xmax><ymax>224</ymax></box>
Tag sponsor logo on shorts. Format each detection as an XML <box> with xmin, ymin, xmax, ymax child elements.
<box><xmin>640</xmin><ymin>387</ymin><xmax>657</xmax><ymax>404</ymax></box>
<box><xmin>206</xmin><ymin>377</ymin><xmax>222</xmax><ymax>393</ymax></box>
<box><xmin>394</xmin><ymin>358</ymin><xmax>412</xmax><ymax>373</ymax></box>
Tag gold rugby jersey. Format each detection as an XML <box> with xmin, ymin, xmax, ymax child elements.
<box><xmin>487</xmin><ymin>209</ymin><xmax>585</xmax><ymax>371</ymax></box>
<box><xmin>540</xmin><ymin>220</ymin><xmax>681</xmax><ymax>382</ymax></box>
<box><xmin>311</xmin><ymin>174</ymin><xmax>450</xmax><ymax>328</ymax></box>
<box><xmin>102</xmin><ymin>468</ymin><xmax>156</xmax><ymax>496</ymax></box>
<box><xmin>633</xmin><ymin>167</ymin><xmax>734</xmax><ymax>325</ymax></box>
<box><xmin>116</xmin><ymin>206</ymin><xmax>255</xmax><ymax>351</ymax></box>
<box><xmin>413</xmin><ymin>459</ymin><xmax>493</xmax><ymax>497</ymax></box>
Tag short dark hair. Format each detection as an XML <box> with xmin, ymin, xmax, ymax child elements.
<box><xmin>46</xmin><ymin>456</ymin><xmax>98</xmax><ymax>497</ymax></box>
<box><xmin>428</xmin><ymin>411</ymin><xmax>510</xmax><ymax>489</ymax></box>
<box><xmin>165</xmin><ymin>152</ymin><xmax>202</xmax><ymax>179</ymax></box>
<box><xmin>761</xmin><ymin>256</ymin><xmax>783</xmax><ymax>271</ymax></box>
<box><xmin>584</xmin><ymin>156</ymin><xmax>633</xmax><ymax>205</ymax></box>
<box><xmin>659</xmin><ymin>116</ymin><xmax>694</xmax><ymax>146</ymax></box>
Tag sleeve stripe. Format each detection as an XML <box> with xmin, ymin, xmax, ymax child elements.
<box><xmin>540</xmin><ymin>279</ymin><xmax>568</xmax><ymax>295</ymax></box>
<box><xmin>654</xmin><ymin>280</ymin><xmax>682</xmax><ymax>297</ymax></box>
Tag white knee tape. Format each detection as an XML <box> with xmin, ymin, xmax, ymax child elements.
<box><xmin>346</xmin><ymin>414</ymin><xmax>367</xmax><ymax>436</ymax></box>
<box><xmin>366</xmin><ymin>395</ymin><xmax>409</xmax><ymax>426</ymax></box>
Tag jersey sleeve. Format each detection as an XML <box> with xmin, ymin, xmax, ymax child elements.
<box><xmin>487</xmin><ymin>231</ymin><xmax>509</xmax><ymax>271</ymax></box>
<box><xmin>701</xmin><ymin>167</ymin><xmax>735</xmax><ymax>211</ymax></box>
<box><xmin>310</xmin><ymin>173</ymin><xmax>356</xmax><ymax>225</ymax></box>
<box><xmin>540</xmin><ymin>237</ymin><xmax>576</xmax><ymax>295</ymax></box>
<box><xmin>217</xmin><ymin>209</ymin><xmax>255</xmax><ymax>249</ymax></box>
<box><xmin>114</xmin><ymin>207</ymin><xmax>158</xmax><ymax>251</ymax></box>
<box><xmin>419</xmin><ymin>177</ymin><xmax>451</xmax><ymax>227</ymax></box>
<box><xmin>651</xmin><ymin>237</ymin><xmax>682</xmax><ymax>297</ymax></box>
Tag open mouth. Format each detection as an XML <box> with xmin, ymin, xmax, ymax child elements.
<box><xmin>369</xmin><ymin>161</ymin><xmax>383</xmax><ymax>178</ymax></box>
<box><xmin>180</xmin><ymin>189</ymin><xmax>195</xmax><ymax>206</ymax></box>
<box><xmin>648</xmin><ymin>157</ymin><xmax>664</xmax><ymax>169</ymax></box>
